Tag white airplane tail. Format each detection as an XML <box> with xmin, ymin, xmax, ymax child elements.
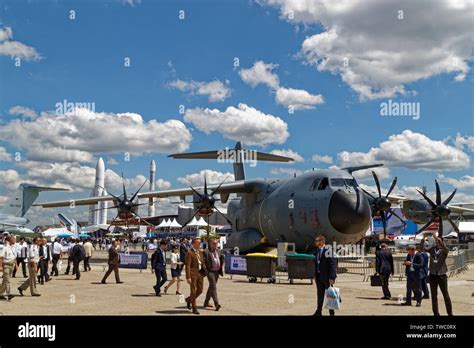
<box><xmin>1</xmin><ymin>183</ymin><xmax>68</xmax><ymax>217</ymax></box>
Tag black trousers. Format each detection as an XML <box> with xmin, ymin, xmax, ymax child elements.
<box><xmin>72</xmin><ymin>260</ymin><xmax>81</xmax><ymax>279</ymax></box>
<box><xmin>406</xmin><ymin>273</ymin><xmax>422</xmax><ymax>304</ymax></box>
<box><xmin>154</xmin><ymin>266</ymin><xmax>167</xmax><ymax>294</ymax></box>
<box><xmin>315</xmin><ymin>277</ymin><xmax>335</xmax><ymax>316</ymax></box>
<box><xmin>84</xmin><ymin>257</ymin><xmax>91</xmax><ymax>271</ymax></box>
<box><xmin>38</xmin><ymin>259</ymin><xmax>50</xmax><ymax>283</ymax></box>
<box><xmin>51</xmin><ymin>254</ymin><xmax>60</xmax><ymax>276</ymax></box>
<box><xmin>65</xmin><ymin>257</ymin><xmax>75</xmax><ymax>275</ymax></box>
<box><xmin>429</xmin><ymin>274</ymin><xmax>453</xmax><ymax>315</ymax></box>
<box><xmin>380</xmin><ymin>272</ymin><xmax>391</xmax><ymax>298</ymax></box>
<box><xmin>12</xmin><ymin>257</ymin><xmax>27</xmax><ymax>277</ymax></box>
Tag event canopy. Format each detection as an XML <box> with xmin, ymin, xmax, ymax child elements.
<box><xmin>157</xmin><ymin>219</ymin><xmax>170</xmax><ymax>228</ymax></box>
<box><xmin>169</xmin><ymin>218</ymin><xmax>182</xmax><ymax>228</ymax></box>
<box><xmin>196</xmin><ymin>217</ymin><xmax>208</xmax><ymax>227</ymax></box>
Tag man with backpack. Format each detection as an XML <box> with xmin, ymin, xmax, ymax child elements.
<box><xmin>71</xmin><ymin>238</ymin><xmax>86</xmax><ymax>280</ymax></box>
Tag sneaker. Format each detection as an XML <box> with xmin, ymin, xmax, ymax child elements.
<box><xmin>215</xmin><ymin>304</ymin><xmax>221</xmax><ymax>311</ymax></box>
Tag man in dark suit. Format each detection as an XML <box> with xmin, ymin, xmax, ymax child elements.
<box><xmin>71</xmin><ymin>238</ymin><xmax>85</xmax><ymax>280</ymax></box>
<box><xmin>375</xmin><ymin>243</ymin><xmax>394</xmax><ymax>299</ymax></box>
<box><xmin>402</xmin><ymin>245</ymin><xmax>424</xmax><ymax>307</ymax></box>
<box><xmin>101</xmin><ymin>239</ymin><xmax>123</xmax><ymax>284</ymax></box>
<box><xmin>151</xmin><ymin>241</ymin><xmax>167</xmax><ymax>296</ymax></box>
<box><xmin>179</xmin><ymin>239</ymin><xmax>189</xmax><ymax>272</ymax></box>
<box><xmin>203</xmin><ymin>238</ymin><xmax>225</xmax><ymax>311</ymax></box>
<box><xmin>312</xmin><ymin>234</ymin><xmax>337</xmax><ymax>316</ymax></box>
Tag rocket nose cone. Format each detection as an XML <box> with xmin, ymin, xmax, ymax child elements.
<box><xmin>150</xmin><ymin>159</ymin><xmax>156</xmax><ymax>170</ymax></box>
<box><xmin>97</xmin><ymin>157</ymin><xmax>105</xmax><ymax>171</ymax></box>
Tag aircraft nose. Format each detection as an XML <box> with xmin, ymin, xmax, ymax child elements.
<box><xmin>328</xmin><ymin>190</ymin><xmax>370</xmax><ymax>234</ymax></box>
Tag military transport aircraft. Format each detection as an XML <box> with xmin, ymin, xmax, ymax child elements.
<box><xmin>0</xmin><ymin>183</ymin><xmax>67</xmax><ymax>237</ymax></box>
<box><xmin>34</xmin><ymin>142</ymin><xmax>474</xmax><ymax>253</ymax></box>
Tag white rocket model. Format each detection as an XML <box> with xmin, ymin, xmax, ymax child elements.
<box><xmin>148</xmin><ymin>160</ymin><xmax>156</xmax><ymax>217</ymax></box>
<box><xmin>88</xmin><ymin>157</ymin><xmax>107</xmax><ymax>225</ymax></box>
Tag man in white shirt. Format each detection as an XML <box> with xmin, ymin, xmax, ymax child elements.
<box><xmin>18</xmin><ymin>238</ymin><xmax>41</xmax><ymax>297</ymax></box>
<box><xmin>0</xmin><ymin>235</ymin><xmax>17</xmax><ymax>300</ymax></box>
<box><xmin>51</xmin><ymin>237</ymin><xmax>63</xmax><ymax>277</ymax></box>
<box><xmin>83</xmin><ymin>239</ymin><xmax>93</xmax><ymax>272</ymax></box>
<box><xmin>12</xmin><ymin>237</ymin><xmax>28</xmax><ymax>278</ymax></box>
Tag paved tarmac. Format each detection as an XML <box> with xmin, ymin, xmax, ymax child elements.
<box><xmin>1</xmin><ymin>252</ymin><xmax>472</xmax><ymax>315</ymax></box>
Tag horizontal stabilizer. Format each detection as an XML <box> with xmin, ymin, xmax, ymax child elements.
<box><xmin>169</xmin><ymin>149</ymin><xmax>293</xmax><ymax>162</ymax></box>
<box><xmin>342</xmin><ymin>164</ymin><xmax>384</xmax><ymax>174</ymax></box>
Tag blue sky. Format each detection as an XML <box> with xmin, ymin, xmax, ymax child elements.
<box><xmin>0</xmin><ymin>0</ymin><xmax>473</xmax><ymax>222</ymax></box>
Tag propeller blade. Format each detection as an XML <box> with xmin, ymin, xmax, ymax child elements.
<box><xmin>381</xmin><ymin>211</ymin><xmax>387</xmax><ymax>240</ymax></box>
<box><xmin>130</xmin><ymin>179</ymin><xmax>148</xmax><ymax>202</ymax></box>
<box><xmin>91</xmin><ymin>205</ymin><xmax>119</xmax><ymax>212</ymax></box>
<box><xmin>121</xmin><ymin>172</ymin><xmax>127</xmax><ymax>200</ymax></box>
<box><xmin>214</xmin><ymin>206</ymin><xmax>233</xmax><ymax>225</ymax></box>
<box><xmin>372</xmin><ymin>171</ymin><xmax>382</xmax><ymax>198</ymax></box>
<box><xmin>416</xmin><ymin>189</ymin><xmax>436</xmax><ymax>209</ymax></box>
<box><xmin>211</xmin><ymin>175</ymin><xmax>230</xmax><ymax>196</ymax></box>
<box><xmin>106</xmin><ymin>212</ymin><xmax>121</xmax><ymax>232</ymax></box>
<box><xmin>435</xmin><ymin>180</ymin><xmax>441</xmax><ymax>206</ymax></box>
<box><xmin>181</xmin><ymin>209</ymin><xmax>200</xmax><ymax>229</ymax></box>
<box><xmin>361</xmin><ymin>187</ymin><xmax>376</xmax><ymax>201</ymax></box>
<box><xmin>131</xmin><ymin>211</ymin><xmax>153</xmax><ymax>226</ymax></box>
<box><xmin>446</xmin><ymin>217</ymin><xmax>459</xmax><ymax>233</ymax></box>
<box><xmin>385</xmin><ymin>177</ymin><xmax>398</xmax><ymax>198</ymax></box>
<box><xmin>97</xmin><ymin>185</ymin><xmax>119</xmax><ymax>200</ymax></box>
<box><xmin>204</xmin><ymin>175</ymin><xmax>208</xmax><ymax>195</ymax></box>
<box><xmin>190</xmin><ymin>185</ymin><xmax>203</xmax><ymax>198</ymax></box>
<box><xmin>442</xmin><ymin>188</ymin><xmax>457</xmax><ymax>206</ymax></box>
<box><xmin>438</xmin><ymin>217</ymin><xmax>443</xmax><ymax>236</ymax></box>
<box><xmin>417</xmin><ymin>217</ymin><xmax>435</xmax><ymax>234</ymax></box>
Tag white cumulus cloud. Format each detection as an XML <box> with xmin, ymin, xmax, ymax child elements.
<box><xmin>0</xmin><ymin>26</ymin><xmax>42</xmax><ymax>61</ymax></box>
<box><xmin>0</xmin><ymin>108</ymin><xmax>192</xmax><ymax>163</ymax></box>
<box><xmin>168</xmin><ymin>79</ymin><xmax>231</xmax><ymax>102</ymax></box>
<box><xmin>239</xmin><ymin>61</ymin><xmax>280</xmax><ymax>89</ymax></box>
<box><xmin>275</xmin><ymin>87</ymin><xmax>324</xmax><ymax>110</ymax></box>
<box><xmin>8</xmin><ymin>105</ymin><xmax>37</xmax><ymax>119</ymax></box>
<box><xmin>184</xmin><ymin>103</ymin><xmax>289</xmax><ymax>146</ymax></box>
<box><xmin>259</xmin><ymin>0</ymin><xmax>473</xmax><ymax>100</ymax></box>
<box><xmin>312</xmin><ymin>154</ymin><xmax>333</xmax><ymax>164</ymax></box>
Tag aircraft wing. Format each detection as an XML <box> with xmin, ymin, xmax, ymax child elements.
<box><xmin>34</xmin><ymin>195</ymin><xmax>115</xmax><ymax>208</ymax></box>
<box><xmin>138</xmin><ymin>179</ymin><xmax>258</xmax><ymax>200</ymax></box>
<box><xmin>0</xmin><ymin>222</ymin><xmax>20</xmax><ymax>227</ymax></box>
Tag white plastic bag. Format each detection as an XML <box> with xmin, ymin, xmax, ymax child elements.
<box><xmin>323</xmin><ymin>285</ymin><xmax>341</xmax><ymax>310</ymax></box>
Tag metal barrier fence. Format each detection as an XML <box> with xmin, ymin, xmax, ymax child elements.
<box><xmin>337</xmin><ymin>248</ymin><xmax>473</xmax><ymax>282</ymax></box>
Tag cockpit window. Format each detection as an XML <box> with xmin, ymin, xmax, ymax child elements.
<box><xmin>345</xmin><ymin>178</ymin><xmax>358</xmax><ymax>187</ymax></box>
<box><xmin>330</xmin><ymin>178</ymin><xmax>345</xmax><ymax>187</ymax></box>
<box><xmin>309</xmin><ymin>178</ymin><xmax>321</xmax><ymax>191</ymax></box>
<box><xmin>330</xmin><ymin>178</ymin><xmax>359</xmax><ymax>188</ymax></box>
<box><xmin>318</xmin><ymin>177</ymin><xmax>329</xmax><ymax>190</ymax></box>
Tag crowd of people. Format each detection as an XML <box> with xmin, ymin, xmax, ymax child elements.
<box><xmin>0</xmin><ymin>230</ymin><xmax>455</xmax><ymax>316</ymax></box>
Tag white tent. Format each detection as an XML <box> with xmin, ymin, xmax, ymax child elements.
<box><xmin>196</xmin><ymin>217</ymin><xmax>208</xmax><ymax>227</ymax></box>
<box><xmin>42</xmin><ymin>228</ymin><xmax>73</xmax><ymax>237</ymax></box>
<box><xmin>157</xmin><ymin>219</ymin><xmax>170</xmax><ymax>229</ymax></box>
<box><xmin>169</xmin><ymin>218</ymin><xmax>182</xmax><ymax>228</ymax></box>
<box><xmin>186</xmin><ymin>216</ymin><xmax>199</xmax><ymax>227</ymax></box>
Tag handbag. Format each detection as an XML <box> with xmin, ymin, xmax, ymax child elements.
<box><xmin>370</xmin><ymin>274</ymin><xmax>383</xmax><ymax>286</ymax></box>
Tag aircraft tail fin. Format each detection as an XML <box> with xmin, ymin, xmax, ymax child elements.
<box><xmin>169</xmin><ymin>141</ymin><xmax>294</xmax><ymax>181</ymax></box>
<box><xmin>1</xmin><ymin>184</ymin><xmax>68</xmax><ymax>217</ymax></box>
<box><xmin>342</xmin><ymin>164</ymin><xmax>384</xmax><ymax>174</ymax></box>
